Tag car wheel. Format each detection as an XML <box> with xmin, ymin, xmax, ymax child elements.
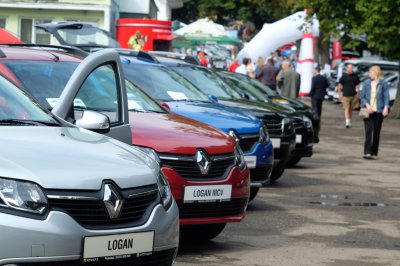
<box><xmin>249</xmin><ymin>187</ymin><xmax>260</xmax><ymax>202</ymax></box>
<box><xmin>271</xmin><ymin>162</ymin><xmax>285</xmax><ymax>182</ymax></box>
<box><xmin>287</xmin><ymin>156</ymin><xmax>302</xmax><ymax>167</ymax></box>
<box><xmin>180</xmin><ymin>223</ymin><xmax>226</xmax><ymax>241</ymax></box>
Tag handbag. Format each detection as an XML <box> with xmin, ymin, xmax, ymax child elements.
<box><xmin>359</xmin><ymin>107</ymin><xmax>370</xmax><ymax>119</ymax></box>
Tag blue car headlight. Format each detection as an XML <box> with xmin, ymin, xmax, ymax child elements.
<box><xmin>259</xmin><ymin>126</ymin><xmax>270</xmax><ymax>144</ymax></box>
<box><xmin>234</xmin><ymin>144</ymin><xmax>246</xmax><ymax>170</ymax></box>
<box><xmin>0</xmin><ymin>178</ymin><xmax>48</xmax><ymax>215</ymax></box>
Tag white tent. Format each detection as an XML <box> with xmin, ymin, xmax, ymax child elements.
<box><xmin>237</xmin><ymin>11</ymin><xmax>319</xmax><ymax>63</ymax></box>
<box><xmin>174</xmin><ymin>18</ymin><xmax>229</xmax><ymax>37</ymax></box>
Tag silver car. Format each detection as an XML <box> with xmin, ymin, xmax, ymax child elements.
<box><xmin>0</xmin><ymin>50</ymin><xmax>179</xmax><ymax>265</ymax></box>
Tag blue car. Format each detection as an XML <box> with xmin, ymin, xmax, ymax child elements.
<box><xmin>118</xmin><ymin>51</ymin><xmax>274</xmax><ymax>201</ymax></box>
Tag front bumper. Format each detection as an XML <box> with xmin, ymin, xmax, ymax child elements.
<box><xmin>162</xmin><ymin>165</ymin><xmax>250</xmax><ymax>225</ymax></box>
<box><xmin>292</xmin><ymin>127</ymin><xmax>314</xmax><ymax>157</ymax></box>
<box><xmin>270</xmin><ymin>133</ymin><xmax>296</xmax><ymax>165</ymax></box>
<box><xmin>0</xmin><ymin>203</ymin><xmax>179</xmax><ymax>264</ymax></box>
<box><xmin>243</xmin><ymin>141</ymin><xmax>274</xmax><ymax>187</ymax></box>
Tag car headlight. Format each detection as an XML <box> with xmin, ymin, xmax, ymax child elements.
<box><xmin>281</xmin><ymin>117</ymin><xmax>293</xmax><ymax>133</ymax></box>
<box><xmin>302</xmin><ymin>115</ymin><xmax>313</xmax><ymax>129</ymax></box>
<box><xmin>156</xmin><ymin>172</ymin><xmax>173</xmax><ymax>210</ymax></box>
<box><xmin>0</xmin><ymin>178</ymin><xmax>48</xmax><ymax>215</ymax></box>
<box><xmin>136</xmin><ymin>146</ymin><xmax>160</xmax><ymax>164</ymax></box>
<box><xmin>234</xmin><ymin>144</ymin><xmax>246</xmax><ymax>170</ymax></box>
<box><xmin>228</xmin><ymin>129</ymin><xmax>240</xmax><ymax>143</ymax></box>
<box><xmin>259</xmin><ymin>126</ymin><xmax>270</xmax><ymax>144</ymax></box>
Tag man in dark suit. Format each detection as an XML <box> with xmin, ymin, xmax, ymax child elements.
<box><xmin>309</xmin><ymin>66</ymin><xmax>328</xmax><ymax>120</ymax></box>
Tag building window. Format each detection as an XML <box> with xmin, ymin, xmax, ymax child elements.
<box><xmin>20</xmin><ymin>18</ymin><xmax>52</xmax><ymax>44</ymax></box>
<box><xmin>0</xmin><ymin>18</ymin><xmax>6</xmax><ymax>28</ymax></box>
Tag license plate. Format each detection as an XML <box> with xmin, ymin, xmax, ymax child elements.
<box><xmin>82</xmin><ymin>232</ymin><xmax>154</xmax><ymax>262</ymax></box>
<box><xmin>184</xmin><ymin>185</ymin><xmax>232</xmax><ymax>202</ymax></box>
<box><xmin>296</xmin><ymin>135</ymin><xmax>302</xmax><ymax>144</ymax></box>
<box><xmin>271</xmin><ymin>138</ymin><xmax>281</xmax><ymax>148</ymax></box>
<box><xmin>244</xmin><ymin>156</ymin><xmax>257</xmax><ymax>169</ymax></box>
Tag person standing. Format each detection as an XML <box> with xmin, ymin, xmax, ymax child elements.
<box><xmin>197</xmin><ymin>51</ymin><xmax>209</xmax><ymax>67</ymax></box>
<box><xmin>277</xmin><ymin>60</ymin><xmax>300</xmax><ymax>98</ymax></box>
<box><xmin>235</xmin><ymin>58</ymin><xmax>249</xmax><ymax>75</ymax></box>
<box><xmin>360</xmin><ymin>65</ymin><xmax>390</xmax><ymax>159</ymax></box>
<box><xmin>337</xmin><ymin>64</ymin><xmax>360</xmax><ymax>128</ymax></box>
<box><xmin>309</xmin><ymin>66</ymin><xmax>328</xmax><ymax>120</ymax></box>
<box><xmin>228</xmin><ymin>59</ymin><xmax>239</xmax><ymax>72</ymax></box>
<box><xmin>254</xmin><ymin>56</ymin><xmax>264</xmax><ymax>77</ymax></box>
<box><xmin>257</xmin><ymin>57</ymin><xmax>278</xmax><ymax>91</ymax></box>
<box><xmin>246</xmin><ymin>58</ymin><xmax>255</xmax><ymax>78</ymax></box>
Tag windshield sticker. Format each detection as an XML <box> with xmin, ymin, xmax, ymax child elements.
<box><xmin>167</xmin><ymin>91</ymin><xmax>188</xmax><ymax>100</ymax></box>
<box><xmin>128</xmin><ymin>100</ymin><xmax>144</xmax><ymax>110</ymax></box>
<box><xmin>46</xmin><ymin>98</ymin><xmax>87</xmax><ymax>108</ymax></box>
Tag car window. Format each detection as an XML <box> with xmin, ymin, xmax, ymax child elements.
<box><xmin>57</xmin><ymin>26</ymin><xmax>120</xmax><ymax>47</ymax></box>
<box><xmin>222</xmin><ymin>77</ymin><xmax>265</xmax><ymax>101</ymax></box>
<box><xmin>2</xmin><ymin>60</ymin><xmax>78</xmax><ymax>109</ymax></box>
<box><xmin>75</xmin><ymin>64</ymin><xmax>121</xmax><ymax>123</ymax></box>
<box><xmin>0</xmin><ymin>74</ymin><xmax>55</xmax><ymax>123</ymax></box>
<box><xmin>125</xmin><ymin>80</ymin><xmax>166</xmax><ymax>113</ymax></box>
<box><xmin>172</xmin><ymin>66</ymin><xmax>242</xmax><ymax>99</ymax></box>
<box><xmin>122</xmin><ymin>64</ymin><xmax>210</xmax><ymax>102</ymax></box>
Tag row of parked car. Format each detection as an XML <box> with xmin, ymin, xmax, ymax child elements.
<box><xmin>0</xmin><ymin>40</ymin><xmax>319</xmax><ymax>265</ymax></box>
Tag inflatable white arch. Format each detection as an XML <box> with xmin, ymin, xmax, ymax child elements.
<box><xmin>237</xmin><ymin>11</ymin><xmax>319</xmax><ymax>96</ymax></box>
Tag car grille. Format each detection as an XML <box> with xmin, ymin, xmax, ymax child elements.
<box><xmin>238</xmin><ymin>134</ymin><xmax>259</xmax><ymax>152</ymax></box>
<box><xmin>159</xmin><ymin>152</ymin><xmax>235</xmax><ymax>181</ymax></box>
<box><xmin>263</xmin><ymin>118</ymin><xmax>283</xmax><ymax>136</ymax></box>
<box><xmin>47</xmin><ymin>184</ymin><xmax>159</xmax><ymax>229</ymax></box>
<box><xmin>18</xmin><ymin>248</ymin><xmax>176</xmax><ymax>266</ymax></box>
<box><xmin>177</xmin><ymin>198</ymin><xmax>247</xmax><ymax>219</ymax></box>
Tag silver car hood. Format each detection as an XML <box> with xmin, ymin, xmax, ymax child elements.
<box><xmin>0</xmin><ymin>126</ymin><xmax>159</xmax><ymax>190</ymax></box>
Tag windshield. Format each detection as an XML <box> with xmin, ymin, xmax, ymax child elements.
<box><xmin>2</xmin><ymin>60</ymin><xmax>78</xmax><ymax>109</ymax></box>
<box><xmin>232</xmin><ymin>74</ymin><xmax>279</xmax><ymax>97</ymax></box>
<box><xmin>222</xmin><ymin>76</ymin><xmax>266</xmax><ymax>101</ymax></box>
<box><xmin>171</xmin><ymin>66</ymin><xmax>241</xmax><ymax>99</ymax></box>
<box><xmin>122</xmin><ymin>63</ymin><xmax>210</xmax><ymax>102</ymax></box>
<box><xmin>125</xmin><ymin>80</ymin><xmax>166</xmax><ymax>113</ymax></box>
<box><xmin>0</xmin><ymin>74</ymin><xmax>56</xmax><ymax>124</ymax></box>
<box><xmin>57</xmin><ymin>26</ymin><xmax>120</xmax><ymax>47</ymax></box>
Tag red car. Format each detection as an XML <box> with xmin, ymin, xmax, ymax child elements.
<box><xmin>0</xmin><ymin>46</ymin><xmax>250</xmax><ymax>240</ymax></box>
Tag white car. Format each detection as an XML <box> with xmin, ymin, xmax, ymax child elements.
<box><xmin>0</xmin><ymin>49</ymin><xmax>179</xmax><ymax>265</ymax></box>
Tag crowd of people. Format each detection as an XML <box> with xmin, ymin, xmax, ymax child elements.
<box><xmin>226</xmin><ymin>52</ymin><xmax>390</xmax><ymax>160</ymax></box>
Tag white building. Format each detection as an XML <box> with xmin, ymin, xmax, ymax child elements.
<box><xmin>119</xmin><ymin>0</ymin><xmax>182</xmax><ymax>21</ymax></box>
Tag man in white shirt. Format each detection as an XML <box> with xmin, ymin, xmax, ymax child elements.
<box><xmin>235</xmin><ymin>58</ymin><xmax>249</xmax><ymax>75</ymax></box>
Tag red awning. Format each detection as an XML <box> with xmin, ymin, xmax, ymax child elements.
<box><xmin>0</xmin><ymin>28</ymin><xmax>23</xmax><ymax>44</ymax></box>
<box><xmin>155</xmin><ymin>34</ymin><xmax>177</xmax><ymax>41</ymax></box>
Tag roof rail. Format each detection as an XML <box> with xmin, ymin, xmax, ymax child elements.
<box><xmin>0</xmin><ymin>43</ymin><xmax>89</xmax><ymax>58</ymax></box>
<box><xmin>89</xmin><ymin>48</ymin><xmax>158</xmax><ymax>63</ymax></box>
<box><xmin>149</xmin><ymin>51</ymin><xmax>200</xmax><ymax>65</ymax></box>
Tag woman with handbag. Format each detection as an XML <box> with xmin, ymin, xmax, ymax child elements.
<box><xmin>360</xmin><ymin>65</ymin><xmax>390</xmax><ymax>159</ymax></box>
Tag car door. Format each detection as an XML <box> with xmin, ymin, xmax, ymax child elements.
<box><xmin>52</xmin><ymin>48</ymin><xmax>132</xmax><ymax>144</ymax></box>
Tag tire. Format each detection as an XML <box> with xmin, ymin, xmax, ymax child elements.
<box><xmin>180</xmin><ymin>223</ymin><xmax>226</xmax><ymax>241</ymax></box>
<box><xmin>286</xmin><ymin>156</ymin><xmax>302</xmax><ymax>167</ymax></box>
<box><xmin>271</xmin><ymin>163</ymin><xmax>285</xmax><ymax>182</ymax></box>
<box><xmin>249</xmin><ymin>187</ymin><xmax>260</xmax><ymax>202</ymax></box>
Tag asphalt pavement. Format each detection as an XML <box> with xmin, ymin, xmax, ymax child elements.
<box><xmin>175</xmin><ymin>99</ymin><xmax>400</xmax><ymax>266</ymax></box>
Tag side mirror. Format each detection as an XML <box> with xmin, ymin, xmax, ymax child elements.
<box><xmin>75</xmin><ymin>110</ymin><xmax>110</xmax><ymax>133</ymax></box>
<box><xmin>208</xmin><ymin>94</ymin><xmax>218</xmax><ymax>103</ymax></box>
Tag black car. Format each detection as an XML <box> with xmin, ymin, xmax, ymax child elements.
<box><xmin>220</xmin><ymin>71</ymin><xmax>320</xmax><ymax>144</ymax></box>
<box><xmin>217</xmin><ymin>71</ymin><xmax>316</xmax><ymax>166</ymax></box>
<box><xmin>155</xmin><ymin>56</ymin><xmax>298</xmax><ymax>181</ymax></box>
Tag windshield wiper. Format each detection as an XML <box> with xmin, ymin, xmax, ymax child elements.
<box><xmin>0</xmin><ymin>119</ymin><xmax>59</xmax><ymax>126</ymax></box>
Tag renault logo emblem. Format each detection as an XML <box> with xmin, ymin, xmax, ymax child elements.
<box><xmin>103</xmin><ymin>184</ymin><xmax>124</xmax><ymax>220</ymax></box>
<box><xmin>196</xmin><ymin>150</ymin><xmax>211</xmax><ymax>175</ymax></box>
